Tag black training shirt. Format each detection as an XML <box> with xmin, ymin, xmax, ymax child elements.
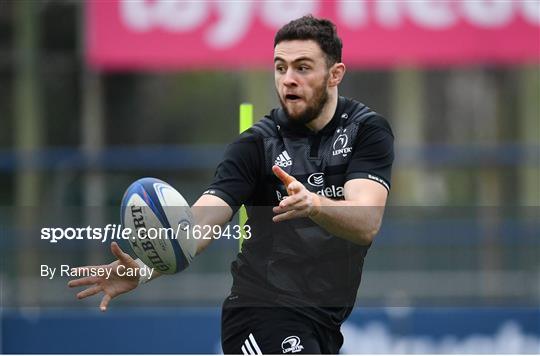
<box><xmin>204</xmin><ymin>96</ymin><xmax>394</xmax><ymax>328</ymax></box>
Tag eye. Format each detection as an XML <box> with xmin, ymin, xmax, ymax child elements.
<box><xmin>297</xmin><ymin>65</ymin><xmax>310</xmax><ymax>72</ymax></box>
<box><xmin>275</xmin><ymin>65</ymin><xmax>286</xmax><ymax>74</ymax></box>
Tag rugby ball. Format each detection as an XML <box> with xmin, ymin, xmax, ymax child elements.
<box><xmin>120</xmin><ymin>178</ymin><xmax>196</xmax><ymax>274</ymax></box>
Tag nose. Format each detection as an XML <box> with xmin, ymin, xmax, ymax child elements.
<box><xmin>282</xmin><ymin>68</ymin><xmax>298</xmax><ymax>88</ymax></box>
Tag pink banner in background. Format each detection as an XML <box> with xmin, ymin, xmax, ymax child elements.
<box><xmin>86</xmin><ymin>0</ymin><xmax>540</xmax><ymax>70</ymax></box>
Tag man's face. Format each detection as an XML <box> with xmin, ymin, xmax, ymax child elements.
<box><xmin>274</xmin><ymin>40</ymin><xmax>330</xmax><ymax>124</ymax></box>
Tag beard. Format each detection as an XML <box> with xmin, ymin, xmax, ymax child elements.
<box><xmin>278</xmin><ymin>76</ymin><xmax>329</xmax><ymax>125</ymax></box>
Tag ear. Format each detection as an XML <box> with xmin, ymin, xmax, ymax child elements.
<box><xmin>328</xmin><ymin>63</ymin><xmax>346</xmax><ymax>87</ymax></box>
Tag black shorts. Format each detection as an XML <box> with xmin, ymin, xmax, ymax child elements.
<box><xmin>221</xmin><ymin>294</ymin><xmax>343</xmax><ymax>354</ymax></box>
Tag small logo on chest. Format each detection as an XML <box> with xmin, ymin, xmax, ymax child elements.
<box><xmin>275</xmin><ymin>150</ymin><xmax>292</xmax><ymax>167</ymax></box>
<box><xmin>307</xmin><ymin>173</ymin><xmax>325</xmax><ymax>187</ymax></box>
<box><xmin>332</xmin><ymin>128</ymin><xmax>352</xmax><ymax>157</ymax></box>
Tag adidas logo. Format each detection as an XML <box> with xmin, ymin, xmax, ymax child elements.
<box><xmin>241</xmin><ymin>333</ymin><xmax>262</xmax><ymax>355</ymax></box>
<box><xmin>274</xmin><ymin>150</ymin><xmax>292</xmax><ymax>167</ymax></box>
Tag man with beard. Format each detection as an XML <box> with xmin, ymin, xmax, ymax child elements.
<box><xmin>69</xmin><ymin>15</ymin><xmax>394</xmax><ymax>354</ymax></box>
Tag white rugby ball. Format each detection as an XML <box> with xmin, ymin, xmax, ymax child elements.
<box><xmin>120</xmin><ymin>177</ymin><xmax>196</xmax><ymax>274</ymax></box>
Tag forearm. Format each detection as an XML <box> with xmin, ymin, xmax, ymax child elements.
<box><xmin>136</xmin><ymin>195</ymin><xmax>232</xmax><ymax>285</ymax></box>
<box><xmin>310</xmin><ymin>194</ymin><xmax>385</xmax><ymax>245</ymax></box>
<box><xmin>191</xmin><ymin>195</ymin><xmax>233</xmax><ymax>256</ymax></box>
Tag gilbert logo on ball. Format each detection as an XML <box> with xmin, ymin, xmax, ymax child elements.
<box><xmin>120</xmin><ymin>178</ymin><xmax>196</xmax><ymax>274</ymax></box>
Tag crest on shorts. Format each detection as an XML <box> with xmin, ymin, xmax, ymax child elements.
<box><xmin>281</xmin><ymin>335</ymin><xmax>304</xmax><ymax>353</ymax></box>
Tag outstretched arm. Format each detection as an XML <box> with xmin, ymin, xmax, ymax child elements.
<box><xmin>272</xmin><ymin>165</ymin><xmax>388</xmax><ymax>246</ymax></box>
<box><xmin>68</xmin><ymin>194</ymin><xmax>233</xmax><ymax>311</ymax></box>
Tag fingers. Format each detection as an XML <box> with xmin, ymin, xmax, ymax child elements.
<box><xmin>100</xmin><ymin>294</ymin><xmax>112</xmax><ymax>312</ymax></box>
<box><xmin>272</xmin><ymin>210</ymin><xmax>299</xmax><ymax>223</ymax></box>
<box><xmin>110</xmin><ymin>242</ymin><xmax>132</xmax><ymax>264</ymax></box>
<box><xmin>272</xmin><ymin>165</ymin><xmax>296</xmax><ymax>188</ymax></box>
<box><xmin>272</xmin><ymin>202</ymin><xmax>308</xmax><ymax>220</ymax></box>
<box><xmin>76</xmin><ymin>285</ymin><xmax>102</xmax><ymax>300</ymax></box>
<box><xmin>273</xmin><ymin>182</ymin><xmax>310</xmax><ymax>212</ymax></box>
<box><xmin>273</xmin><ymin>195</ymin><xmax>306</xmax><ymax>214</ymax></box>
<box><xmin>279</xmin><ymin>188</ymin><xmax>305</xmax><ymax>207</ymax></box>
<box><xmin>285</xmin><ymin>181</ymin><xmax>304</xmax><ymax>194</ymax></box>
<box><xmin>273</xmin><ymin>189</ymin><xmax>322</xmax><ymax>222</ymax></box>
<box><xmin>68</xmin><ymin>275</ymin><xmax>99</xmax><ymax>288</ymax></box>
<box><xmin>272</xmin><ymin>166</ymin><xmax>320</xmax><ymax>222</ymax></box>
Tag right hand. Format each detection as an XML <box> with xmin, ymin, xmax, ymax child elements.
<box><xmin>68</xmin><ymin>242</ymin><xmax>139</xmax><ymax>311</ymax></box>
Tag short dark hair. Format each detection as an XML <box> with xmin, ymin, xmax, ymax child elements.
<box><xmin>274</xmin><ymin>15</ymin><xmax>342</xmax><ymax>66</ymax></box>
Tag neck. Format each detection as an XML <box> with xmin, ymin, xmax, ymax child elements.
<box><xmin>305</xmin><ymin>89</ymin><xmax>338</xmax><ymax>132</ymax></box>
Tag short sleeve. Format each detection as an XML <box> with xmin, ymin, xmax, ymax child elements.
<box><xmin>345</xmin><ymin>115</ymin><xmax>395</xmax><ymax>191</ymax></box>
<box><xmin>204</xmin><ymin>131</ymin><xmax>262</xmax><ymax>212</ymax></box>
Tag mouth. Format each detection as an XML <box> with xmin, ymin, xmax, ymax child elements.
<box><xmin>285</xmin><ymin>94</ymin><xmax>302</xmax><ymax>102</ymax></box>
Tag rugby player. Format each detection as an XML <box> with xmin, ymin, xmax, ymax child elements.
<box><xmin>69</xmin><ymin>15</ymin><xmax>394</xmax><ymax>354</ymax></box>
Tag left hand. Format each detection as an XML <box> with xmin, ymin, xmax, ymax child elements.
<box><xmin>272</xmin><ymin>165</ymin><xmax>321</xmax><ymax>222</ymax></box>
<box><xmin>67</xmin><ymin>242</ymin><xmax>140</xmax><ymax>312</ymax></box>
